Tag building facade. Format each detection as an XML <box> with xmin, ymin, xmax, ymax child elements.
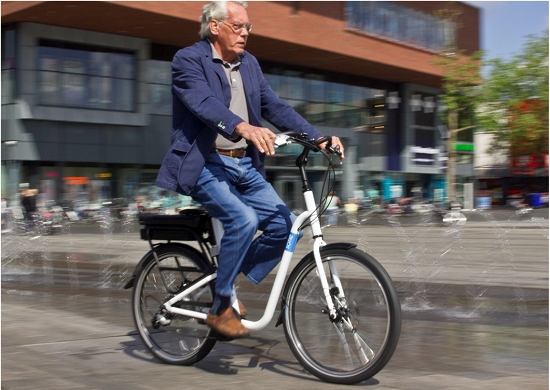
<box><xmin>474</xmin><ymin>132</ymin><xmax>549</xmax><ymax>207</ymax></box>
<box><xmin>1</xmin><ymin>1</ymin><xmax>480</xmax><ymax>209</ymax></box>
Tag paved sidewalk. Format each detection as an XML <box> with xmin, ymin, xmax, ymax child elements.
<box><xmin>2</xmin><ymin>218</ymin><xmax>548</xmax><ymax>390</ymax></box>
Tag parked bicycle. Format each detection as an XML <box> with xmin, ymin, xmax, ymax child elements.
<box><xmin>125</xmin><ymin>134</ymin><xmax>401</xmax><ymax>384</ymax></box>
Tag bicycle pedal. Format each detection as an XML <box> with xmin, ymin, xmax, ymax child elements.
<box><xmin>153</xmin><ymin>313</ymin><xmax>172</xmax><ymax>327</ymax></box>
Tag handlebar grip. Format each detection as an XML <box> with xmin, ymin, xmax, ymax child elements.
<box><xmin>314</xmin><ymin>136</ymin><xmax>332</xmax><ymax>146</ymax></box>
<box><xmin>282</xmin><ymin>134</ymin><xmax>341</xmax><ymax>157</ymax></box>
<box><xmin>316</xmin><ymin>136</ymin><xmax>342</xmax><ymax>157</ymax></box>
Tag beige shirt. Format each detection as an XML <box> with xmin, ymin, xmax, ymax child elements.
<box><xmin>210</xmin><ymin>41</ymin><xmax>248</xmax><ymax>150</ymax></box>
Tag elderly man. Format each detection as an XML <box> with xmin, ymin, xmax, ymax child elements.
<box><xmin>156</xmin><ymin>1</ymin><xmax>344</xmax><ymax>339</ymax></box>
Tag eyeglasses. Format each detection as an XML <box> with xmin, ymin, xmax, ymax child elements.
<box><xmin>217</xmin><ymin>20</ymin><xmax>252</xmax><ymax>34</ymax></box>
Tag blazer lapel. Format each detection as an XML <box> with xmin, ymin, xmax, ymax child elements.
<box><xmin>239</xmin><ymin>54</ymin><xmax>261</xmax><ymax>124</ymax></box>
<box><xmin>200</xmin><ymin>39</ymin><xmax>231</xmax><ymax>106</ymax></box>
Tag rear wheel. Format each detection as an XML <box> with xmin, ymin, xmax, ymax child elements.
<box><xmin>132</xmin><ymin>244</ymin><xmax>216</xmax><ymax>365</ymax></box>
<box><xmin>282</xmin><ymin>247</ymin><xmax>401</xmax><ymax>384</ymax></box>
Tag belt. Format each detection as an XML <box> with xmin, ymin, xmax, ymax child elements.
<box><xmin>211</xmin><ymin>148</ymin><xmax>246</xmax><ymax>158</ymax></box>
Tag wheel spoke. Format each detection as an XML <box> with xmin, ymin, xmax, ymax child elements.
<box><xmin>353</xmin><ymin>331</ymin><xmax>375</xmax><ymax>364</ymax></box>
<box><xmin>332</xmin><ymin>322</ymin><xmax>355</xmax><ymax>368</ymax></box>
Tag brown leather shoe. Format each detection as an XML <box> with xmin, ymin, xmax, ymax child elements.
<box><xmin>206</xmin><ymin>307</ymin><xmax>250</xmax><ymax>339</ymax></box>
<box><xmin>236</xmin><ymin>300</ymin><xmax>247</xmax><ymax>317</ymax></box>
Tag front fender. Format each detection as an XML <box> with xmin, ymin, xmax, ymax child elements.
<box><xmin>292</xmin><ymin>242</ymin><xmax>357</xmax><ymax>272</ymax></box>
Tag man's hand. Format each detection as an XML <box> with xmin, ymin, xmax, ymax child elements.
<box><xmin>320</xmin><ymin>136</ymin><xmax>345</xmax><ymax>160</ymax></box>
<box><xmin>234</xmin><ymin>122</ymin><xmax>277</xmax><ymax>155</ymax></box>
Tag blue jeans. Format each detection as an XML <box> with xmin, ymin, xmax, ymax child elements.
<box><xmin>189</xmin><ymin>153</ymin><xmax>295</xmax><ymax>297</ymax></box>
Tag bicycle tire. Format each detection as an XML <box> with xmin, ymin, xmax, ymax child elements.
<box><xmin>282</xmin><ymin>247</ymin><xmax>401</xmax><ymax>384</ymax></box>
<box><xmin>132</xmin><ymin>243</ymin><xmax>217</xmax><ymax>365</ymax></box>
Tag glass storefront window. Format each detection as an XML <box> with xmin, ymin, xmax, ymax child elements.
<box><xmin>327</xmin><ymin>81</ymin><xmax>347</xmax><ymax>104</ymax></box>
<box><xmin>350</xmin><ymin>85</ymin><xmax>367</xmax><ymax>107</ymax></box>
<box><xmin>2</xmin><ymin>27</ymin><xmax>16</xmax><ymax>104</ymax></box>
<box><xmin>36</xmin><ymin>42</ymin><xmax>136</xmax><ymax>112</ymax></box>
<box><xmin>366</xmin><ymin>95</ymin><xmax>387</xmax><ymax>132</ymax></box>
<box><xmin>149</xmin><ymin>60</ymin><xmax>172</xmax><ymax>115</ymax></box>
<box><xmin>305</xmin><ymin>75</ymin><xmax>325</xmax><ymax>102</ymax></box>
<box><xmin>264</xmin><ymin>73</ymin><xmax>281</xmax><ymax>96</ymax></box>
<box><xmin>410</xmin><ymin>92</ymin><xmax>437</xmax><ymax>148</ymax></box>
<box><xmin>362</xmin><ymin>132</ymin><xmax>385</xmax><ymax>157</ymax></box>
<box><xmin>279</xmin><ymin>71</ymin><xmax>304</xmax><ymax>101</ymax></box>
<box><xmin>263</xmin><ymin>66</ymin><xmax>390</xmax><ymax>130</ymax></box>
<box><xmin>414</xmin><ymin>127</ymin><xmax>436</xmax><ymax>149</ymax></box>
<box><xmin>346</xmin><ymin>1</ymin><xmax>456</xmax><ymax>52</ymax></box>
<box><xmin>145</xmin><ymin>60</ymin><xmax>391</xmax><ymax>132</ymax></box>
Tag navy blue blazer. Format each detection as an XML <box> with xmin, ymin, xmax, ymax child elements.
<box><xmin>155</xmin><ymin>39</ymin><xmax>323</xmax><ymax>195</ymax></box>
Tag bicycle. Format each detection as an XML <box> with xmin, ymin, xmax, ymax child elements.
<box><xmin>124</xmin><ymin>133</ymin><xmax>401</xmax><ymax>384</ymax></box>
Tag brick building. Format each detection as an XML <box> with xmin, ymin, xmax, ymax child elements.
<box><xmin>1</xmin><ymin>1</ymin><xmax>480</xmax><ymax>208</ymax></box>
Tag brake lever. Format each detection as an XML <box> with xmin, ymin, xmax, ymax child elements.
<box><xmin>321</xmin><ymin>137</ymin><xmax>342</xmax><ymax>165</ymax></box>
<box><xmin>330</xmin><ymin>146</ymin><xmax>343</xmax><ymax>165</ymax></box>
<box><xmin>328</xmin><ymin>144</ymin><xmax>342</xmax><ymax>157</ymax></box>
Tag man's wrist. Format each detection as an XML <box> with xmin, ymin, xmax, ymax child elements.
<box><xmin>231</xmin><ymin>122</ymin><xmax>246</xmax><ymax>140</ymax></box>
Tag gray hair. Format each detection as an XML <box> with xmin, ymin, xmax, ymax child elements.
<box><xmin>199</xmin><ymin>1</ymin><xmax>248</xmax><ymax>39</ymax></box>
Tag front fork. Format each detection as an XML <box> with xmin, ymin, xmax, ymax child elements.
<box><xmin>312</xmin><ymin>238</ymin><xmax>350</xmax><ymax>325</ymax></box>
<box><xmin>302</xmin><ymin>188</ymin><xmax>350</xmax><ymax>324</ymax></box>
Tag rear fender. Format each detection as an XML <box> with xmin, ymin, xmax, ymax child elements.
<box><xmin>123</xmin><ymin>243</ymin><xmax>207</xmax><ymax>289</ymax></box>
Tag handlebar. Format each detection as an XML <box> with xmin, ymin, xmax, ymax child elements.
<box><xmin>274</xmin><ymin>133</ymin><xmax>342</xmax><ymax>158</ymax></box>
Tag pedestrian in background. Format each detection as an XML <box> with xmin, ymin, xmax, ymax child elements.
<box><xmin>21</xmin><ymin>188</ymin><xmax>37</xmax><ymax>221</ymax></box>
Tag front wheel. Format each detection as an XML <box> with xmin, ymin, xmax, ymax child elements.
<box><xmin>132</xmin><ymin>244</ymin><xmax>217</xmax><ymax>365</ymax></box>
<box><xmin>282</xmin><ymin>247</ymin><xmax>401</xmax><ymax>384</ymax></box>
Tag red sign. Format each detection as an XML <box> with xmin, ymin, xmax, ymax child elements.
<box><xmin>510</xmin><ymin>155</ymin><xmax>539</xmax><ymax>169</ymax></box>
<box><xmin>510</xmin><ymin>154</ymin><xmax>548</xmax><ymax>175</ymax></box>
<box><xmin>63</xmin><ymin>176</ymin><xmax>89</xmax><ymax>185</ymax></box>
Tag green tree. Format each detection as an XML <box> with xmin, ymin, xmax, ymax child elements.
<box><xmin>436</xmin><ymin>51</ymin><xmax>482</xmax><ymax>202</ymax></box>
<box><xmin>433</xmin><ymin>4</ymin><xmax>482</xmax><ymax>202</ymax></box>
<box><xmin>476</xmin><ymin>31</ymin><xmax>549</xmax><ymax>160</ymax></box>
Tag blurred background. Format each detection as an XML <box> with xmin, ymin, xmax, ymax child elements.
<box><xmin>1</xmin><ymin>4</ymin><xmax>547</xmax><ymax>388</ymax></box>
<box><xmin>1</xmin><ymin>1</ymin><xmax>548</xmax><ymax>231</ymax></box>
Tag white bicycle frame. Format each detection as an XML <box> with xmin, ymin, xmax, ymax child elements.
<box><xmin>161</xmin><ymin>184</ymin><xmax>344</xmax><ymax>331</ymax></box>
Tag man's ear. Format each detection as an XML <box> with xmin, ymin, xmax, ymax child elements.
<box><xmin>210</xmin><ymin>19</ymin><xmax>220</xmax><ymax>36</ymax></box>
